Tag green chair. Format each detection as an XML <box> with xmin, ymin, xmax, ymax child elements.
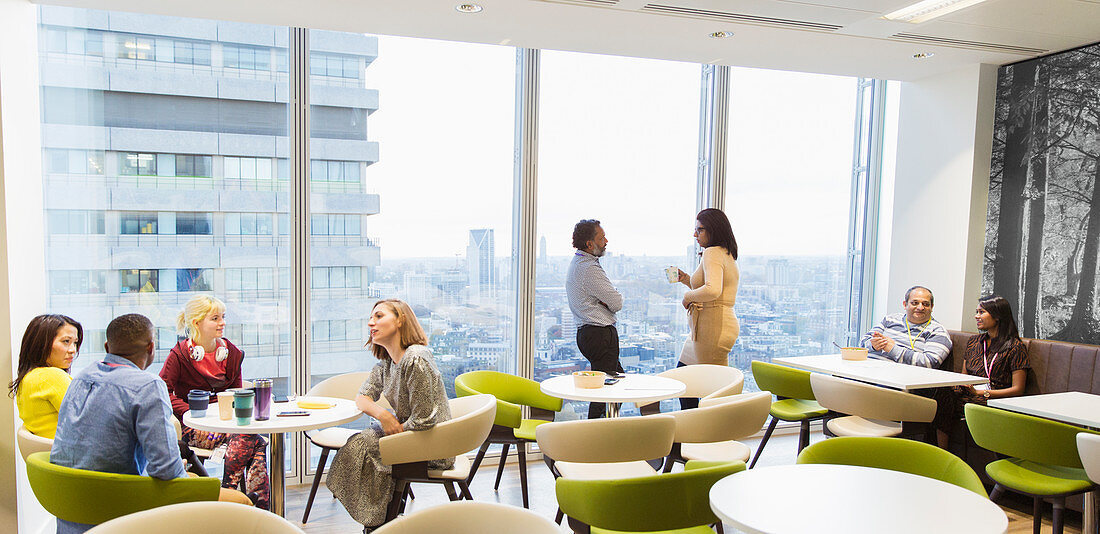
<box><xmin>556</xmin><ymin>460</ymin><xmax>744</xmax><ymax>534</ymax></box>
<box><xmin>455</xmin><ymin>370</ymin><xmax>563</xmax><ymax>508</ymax></box>
<box><xmin>966</xmin><ymin>403</ymin><xmax>1099</xmax><ymax>534</ymax></box>
<box><xmin>25</xmin><ymin>451</ymin><xmax>220</xmax><ymax>527</ymax></box>
<box><xmin>748</xmin><ymin>361</ymin><xmax>827</xmax><ymax>468</ymax></box>
<box><xmin>796</xmin><ymin>436</ymin><xmax>987</xmax><ymax>496</ymax></box>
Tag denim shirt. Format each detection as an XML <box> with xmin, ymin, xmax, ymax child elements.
<box><xmin>51</xmin><ymin>353</ymin><xmax>185</xmax><ymax>533</ymax></box>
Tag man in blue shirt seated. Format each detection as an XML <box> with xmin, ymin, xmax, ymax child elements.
<box><xmin>51</xmin><ymin>313</ymin><xmax>249</xmax><ymax>534</ymax></box>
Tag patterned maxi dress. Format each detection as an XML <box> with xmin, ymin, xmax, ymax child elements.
<box><xmin>326</xmin><ymin>345</ymin><xmax>453</xmax><ymax>527</ymax></box>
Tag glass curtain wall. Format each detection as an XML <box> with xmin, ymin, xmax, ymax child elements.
<box><xmin>723</xmin><ymin>68</ymin><xmax>859</xmax><ymax>391</ymax></box>
<box><xmin>305</xmin><ymin>32</ymin><xmax>516</xmax><ymax>465</ymax></box>
<box><xmin>535</xmin><ymin>51</ymin><xmax>700</xmax><ymax>419</ymax></box>
<box><xmin>38</xmin><ymin>5</ymin><xmax>293</xmax><ymax>471</ymax></box>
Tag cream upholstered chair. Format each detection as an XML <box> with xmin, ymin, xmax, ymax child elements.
<box><xmin>373</xmin><ymin>501</ymin><xmax>559</xmax><ymax>534</ymax></box>
<box><xmin>1078</xmin><ymin>432</ymin><xmax>1100</xmax><ymax>485</ymax></box>
<box><xmin>17</xmin><ymin>425</ymin><xmax>53</xmax><ymax>461</ymax></box>
<box><xmin>536</xmin><ymin>413</ymin><xmax>676</xmax><ymax>480</ymax></box>
<box><xmin>661</xmin><ymin>391</ymin><xmax>772</xmax><ymax>472</ymax></box>
<box><xmin>85</xmin><ymin>501</ymin><xmax>304</xmax><ymax>534</ymax></box>
<box><xmin>301</xmin><ymin>371</ymin><xmax>371</xmax><ymax>523</ymax></box>
<box><xmin>536</xmin><ymin>414</ymin><xmax>676</xmax><ymax>524</ymax></box>
<box><xmin>810</xmin><ymin>374</ymin><xmax>936</xmax><ymax>437</ymax></box>
<box><xmin>638</xmin><ymin>364</ymin><xmax>744</xmax><ymax>414</ymax></box>
<box><xmin>379</xmin><ymin>394</ymin><xmax>497</xmax><ymax>522</ymax></box>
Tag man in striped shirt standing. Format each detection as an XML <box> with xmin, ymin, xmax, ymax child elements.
<box><xmin>859</xmin><ymin>285</ymin><xmax>952</xmax><ymax>368</ymax></box>
<box><xmin>566</xmin><ymin>219</ymin><xmax>624</xmax><ymax>419</ymax></box>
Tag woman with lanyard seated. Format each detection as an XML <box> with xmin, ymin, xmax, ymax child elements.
<box><xmin>933</xmin><ymin>295</ymin><xmax>1030</xmax><ymax>449</ymax></box>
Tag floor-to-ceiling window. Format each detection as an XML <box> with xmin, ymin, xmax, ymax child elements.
<box><xmin>534</xmin><ymin>51</ymin><xmax>700</xmax><ymax>419</ymax></box>
<box><xmin>723</xmin><ymin>68</ymin><xmax>859</xmax><ymax>391</ymax></box>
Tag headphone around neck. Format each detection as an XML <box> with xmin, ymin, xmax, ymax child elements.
<box><xmin>188</xmin><ymin>338</ymin><xmax>228</xmax><ymax>362</ymax></box>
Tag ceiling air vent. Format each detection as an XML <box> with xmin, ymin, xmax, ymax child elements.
<box><xmin>538</xmin><ymin>0</ymin><xmax>620</xmax><ymax>6</ymax></box>
<box><xmin>891</xmin><ymin>33</ymin><xmax>1048</xmax><ymax>55</ymax></box>
<box><xmin>640</xmin><ymin>4</ymin><xmax>842</xmax><ymax>32</ymax></box>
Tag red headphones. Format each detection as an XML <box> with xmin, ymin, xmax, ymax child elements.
<box><xmin>188</xmin><ymin>338</ymin><xmax>228</xmax><ymax>362</ymax></box>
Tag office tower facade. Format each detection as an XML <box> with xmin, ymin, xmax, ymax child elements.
<box><xmin>38</xmin><ymin>7</ymin><xmax>380</xmax><ymax>387</ymax></box>
<box><xmin>466</xmin><ymin>228</ymin><xmax>494</xmax><ymax>304</ymax></box>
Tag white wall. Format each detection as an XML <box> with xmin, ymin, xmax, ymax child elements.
<box><xmin>887</xmin><ymin>63</ymin><xmax>998</xmax><ymax>330</ymax></box>
<box><xmin>0</xmin><ymin>0</ymin><xmax>50</xmax><ymax>532</ymax></box>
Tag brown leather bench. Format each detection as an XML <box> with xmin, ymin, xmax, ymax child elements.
<box><xmin>944</xmin><ymin>330</ymin><xmax>1100</xmax><ymax>512</ymax></box>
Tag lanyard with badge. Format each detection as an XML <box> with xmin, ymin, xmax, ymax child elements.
<box><xmin>981</xmin><ymin>339</ymin><xmax>999</xmax><ymax>380</ymax></box>
<box><xmin>904</xmin><ymin>317</ymin><xmax>931</xmax><ymax>349</ymax></box>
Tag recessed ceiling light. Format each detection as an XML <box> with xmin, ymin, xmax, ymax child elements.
<box><xmin>709</xmin><ymin>31</ymin><xmax>734</xmax><ymax>39</ymax></box>
<box><xmin>456</xmin><ymin>3</ymin><xmax>483</xmax><ymax>13</ymax></box>
<box><xmin>913</xmin><ymin>52</ymin><xmax>935</xmax><ymax>59</ymax></box>
<box><xmin>883</xmin><ymin>0</ymin><xmax>989</xmax><ymax>24</ymax></box>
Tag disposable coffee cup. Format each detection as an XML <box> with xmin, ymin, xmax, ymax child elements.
<box><xmin>233</xmin><ymin>389</ymin><xmax>255</xmax><ymax>426</ymax></box>
<box><xmin>187</xmin><ymin>390</ymin><xmax>210</xmax><ymax>418</ymax></box>
<box><xmin>217</xmin><ymin>391</ymin><xmax>234</xmax><ymax>421</ymax></box>
<box><xmin>665</xmin><ymin>266</ymin><xmax>679</xmax><ymax>283</ymax></box>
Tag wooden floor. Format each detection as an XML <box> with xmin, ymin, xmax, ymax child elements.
<box><xmin>281</xmin><ymin>431</ymin><xmax>1082</xmax><ymax>533</ymax></box>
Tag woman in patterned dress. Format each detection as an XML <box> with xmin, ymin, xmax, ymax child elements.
<box><xmin>327</xmin><ymin>299</ymin><xmax>453</xmax><ymax>532</ymax></box>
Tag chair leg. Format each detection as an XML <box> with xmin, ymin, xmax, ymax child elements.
<box><xmin>1033</xmin><ymin>497</ymin><xmax>1042</xmax><ymax>534</ymax></box>
<box><xmin>301</xmin><ymin>447</ymin><xmax>330</xmax><ymax>524</ymax></box>
<box><xmin>1053</xmin><ymin>497</ymin><xmax>1065</xmax><ymax>534</ymax></box>
<box><xmin>444</xmin><ymin>481</ymin><xmax>460</xmax><ymax>501</ymax></box>
<box><xmin>398</xmin><ymin>484</ymin><xmax>411</xmax><ymax>515</ymax></box>
<box><xmin>467</xmin><ymin>441</ymin><xmax>491</xmax><ymax>484</ymax></box>
<box><xmin>457</xmin><ymin>479</ymin><xmax>474</xmax><ymax>500</ymax></box>
<box><xmin>714</xmin><ymin>522</ymin><xmax>725</xmax><ymax>533</ymax></box>
<box><xmin>517</xmin><ymin>443</ymin><xmax>529</xmax><ymax>508</ymax></box>
<box><xmin>662</xmin><ymin>455</ymin><xmax>676</xmax><ymax>473</ymax></box>
<box><xmin>386</xmin><ymin>480</ymin><xmax>407</xmax><ymax>522</ymax></box>
<box><xmin>555</xmin><ymin>507</ymin><xmax>564</xmax><ymax>524</ymax></box>
<box><xmin>989</xmin><ymin>484</ymin><xmax>1004</xmax><ymax>502</ymax></box>
<box><xmin>798</xmin><ymin>420</ymin><xmax>811</xmax><ymax>454</ymax></box>
<box><xmin>494</xmin><ymin>443</ymin><xmax>510</xmax><ymax>490</ymax></box>
<box><xmin>750</xmin><ymin>417</ymin><xmax>779</xmax><ymax>469</ymax></box>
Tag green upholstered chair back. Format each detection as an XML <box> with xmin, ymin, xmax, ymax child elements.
<box><xmin>555</xmin><ymin>461</ymin><xmax>744</xmax><ymax>532</ymax></box>
<box><xmin>25</xmin><ymin>452</ymin><xmax>220</xmax><ymax>526</ymax></box>
<box><xmin>455</xmin><ymin>370</ymin><xmax>562</xmax><ymax>428</ymax></box>
<box><xmin>796</xmin><ymin>436</ymin><xmax>987</xmax><ymax>497</ymax></box>
<box><xmin>751</xmin><ymin>361</ymin><xmax>815</xmax><ymax>400</ymax></box>
<box><xmin>966</xmin><ymin>403</ymin><xmax>1099</xmax><ymax>468</ymax></box>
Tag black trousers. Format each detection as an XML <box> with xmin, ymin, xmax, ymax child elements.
<box><xmin>577</xmin><ymin>324</ymin><xmax>623</xmax><ymax>419</ymax></box>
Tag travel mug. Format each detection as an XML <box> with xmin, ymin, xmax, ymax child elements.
<box><xmin>187</xmin><ymin>389</ymin><xmax>210</xmax><ymax>418</ymax></box>
<box><xmin>233</xmin><ymin>388</ymin><xmax>255</xmax><ymax>426</ymax></box>
<box><xmin>253</xmin><ymin>378</ymin><xmax>273</xmax><ymax>421</ymax></box>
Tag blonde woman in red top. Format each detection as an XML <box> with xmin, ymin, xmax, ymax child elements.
<box><xmin>159</xmin><ymin>295</ymin><xmax>270</xmax><ymax>508</ymax></box>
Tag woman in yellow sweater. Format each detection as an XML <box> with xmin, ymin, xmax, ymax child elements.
<box><xmin>8</xmin><ymin>314</ymin><xmax>83</xmax><ymax>438</ymax></box>
<box><xmin>675</xmin><ymin>208</ymin><xmax>740</xmax><ymax>409</ymax></box>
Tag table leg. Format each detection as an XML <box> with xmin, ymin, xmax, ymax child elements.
<box><xmin>269</xmin><ymin>432</ymin><xmax>285</xmax><ymax>517</ymax></box>
<box><xmin>1085</xmin><ymin>489</ymin><xmax>1097</xmax><ymax>534</ymax></box>
<box><xmin>606</xmin><ymin>402</ymin><xmax>621</xmax><ymax>418</ymax></box>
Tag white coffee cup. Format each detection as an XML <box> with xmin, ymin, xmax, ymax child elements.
<box><xmin>665</xmin><ymin>266</ymin><xmax>679</xmax><ymax>283</ymax></box>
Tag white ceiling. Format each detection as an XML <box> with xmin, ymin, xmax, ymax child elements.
<box><xmin>43</xmin><ymin>0</ymin><xmax>1100</xmax><ymax>80</ymax></box>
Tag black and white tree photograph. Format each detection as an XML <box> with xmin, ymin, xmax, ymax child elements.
<box><xmin>982</xmin><ymin>41</ymin><xmax>1100</xmax><ymax>344</ymax></box>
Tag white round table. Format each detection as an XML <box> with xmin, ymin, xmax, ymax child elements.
<box><xmin>539</xmin><ymin>374</ymin><xmax>686</xmax><ymax>417</ymax></box>
<box><xmin>183</xmin><ymin>395</ymin><xmax>361</xmax><ymax>516</ymax></box>
<box><xmin>709</xmin><ymin>464</ymin><xmax>1008</xmax><ymax>534</ymax></box>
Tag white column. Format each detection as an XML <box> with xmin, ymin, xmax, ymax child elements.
<box><xmin>886</xmin><ymin>63</ymin><xmax>998</xmax><ymax>330</ymax></box>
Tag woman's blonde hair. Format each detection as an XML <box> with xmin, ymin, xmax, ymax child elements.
<box><xmin>367</xmin><ymin>299</ymin><xmax>428</xmax><ymax>361</ymax></box>
<box><xmin>177</xmin><ymin>295</ymin><xmax>227</xmax><ymax>341</ymax></box>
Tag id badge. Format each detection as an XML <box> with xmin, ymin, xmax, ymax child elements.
<box><xmin>209</xmin><ymin>444</ymin><xmax>228</xmax><ymax>464</ymax></box>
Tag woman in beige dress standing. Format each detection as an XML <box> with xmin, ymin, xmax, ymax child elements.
<box><xmin>675</xmin><ymin>208</ymin><xmax>740</xmax><ymax>409</ymax></box>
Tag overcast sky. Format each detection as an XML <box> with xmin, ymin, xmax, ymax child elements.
<box><xmin>358</xmin><ymin>36</ymin><xmax>857</xmax><ymax>259</ymax></box>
